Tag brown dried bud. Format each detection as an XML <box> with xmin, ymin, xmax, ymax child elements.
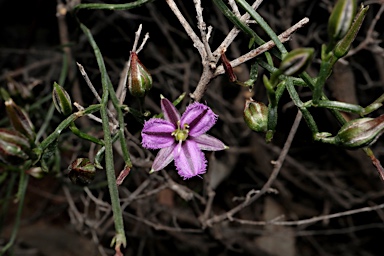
<box><xmin>221</xmin><ymin>52</ymin><xmax>237</xmax><ymax>82</ymax></box>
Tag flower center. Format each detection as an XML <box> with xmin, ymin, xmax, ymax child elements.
<box><xmin>172</xmin><ymin>121</ymin><xmax>189</xmax><ymax>142</ymax></box>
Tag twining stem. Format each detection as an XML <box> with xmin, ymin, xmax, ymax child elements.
<box><xmin>286</xmin><ymin>78</ymin><xmax>319</xmax><ymax>136</ymax></box>
<box><xmin>79</xmin><ymin>23</ymin><xmax>126</xmax><ymax>249</ymax></box>
<box><xmin>300</xmin><ymin>72</ymin><xmax>348</xmax><ymax>125</ymax></box>
<box><xmin>112</xmin><ymin>81</ymin><xmax>133</xmax><ymax>169</ymax></box>
<box><xmin>37</xmin><ymin>104</ymin><xmax>101</xmax><ymax>154</ymax></box>
<box><xmin>69</xmin><ymin>122</ymin><xmax>104</xmax><ymax>145</ymax></box>
<box><xmin>312</xmin><ymin>55</ymin><xmax>337</xmax><ymax>104</ymax></box>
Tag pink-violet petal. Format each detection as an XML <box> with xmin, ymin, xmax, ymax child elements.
<box><xmin>180</xmin><ymin>102</ymin><xmax>218</xmax><ymax>137</ymax></box>
<box><xmin>174</xmin><ymin>140</ymin><xmax>207</xmax><ymax>179</ymax></box>
<box><xmin>151</xmin><ymin>144</ymin><xmax>176</xmax><ymax>172</ymax></box>
<box><xmin>161</xmin><ymin>97</ymin><xmax>180</xmax><ymax>125</ymax></box>
<box><xmin>142</xmin><ymin>118</ymin><xmax>175</xmax><ymax>149</ymax></box>
<box><xmin>191</xmin><ymin>134</ymin><xmax>228</xmax><ymax>151</ymax></box>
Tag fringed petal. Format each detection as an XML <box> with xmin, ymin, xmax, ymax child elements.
<box><xmin>180</xmin><ymin>103</ymin><xmax>217</xmax><ymax>137</ymax></box>
<box><xmin>142</xmin><ymin>119</ymin><xmax>175</xmax><ymax>149</ymax></box>
<box><xmin>174</xmin><ymin>140</ymin><xmax>207</xmax><ymax>179</ymax></box>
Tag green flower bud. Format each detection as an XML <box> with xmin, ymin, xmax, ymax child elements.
<box><xmin>0</xmin><ymin>128</ymin><xmax>30</xmax><ymax>164</ymax></box>
<box><xmin>5</xmin><ymin>98</ymin><xmax>35</xmax><ymax>142</ymax></box>
<box><xmin>335</xmin><ymin>114</ymin><xmax>384</xmax><ymax>149</ymax></box>
<box><xmin>328</xmin><ymin>0</ymin><xmax>357</xmax><ymax>42</ymax></box>
<box><xmin>127</xmin><ymin>52</ymin><xmax>152</xmax><ymax>98</ymax></box>
<box><xmin>52</xmin><ymin>82</ymin><xmax>72</xmax><ymax>116</ymax></box>
<box><xmin>244</xmin><ymin>98</ymin><xmax>268</xmax><ymax>132</ymax></box>
<box><xmin>279</xmin><ymin>48</ymin><xmax>314</xmax><ymax>76</ymax></box>
<box><xmin>68</xmin><ymin>158</ymin><xmax>96</xmax><ymax>186</ymax></box>
<box><xmin>334</xmin><ymin>5</ymin><xmax>369</xmax><ymax>58</ymax></box>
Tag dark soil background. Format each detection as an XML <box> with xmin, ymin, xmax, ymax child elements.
<box><xmin>1</xmin><ymin>0</ymin><xmax>384</xmax><ymax>255</ymax></box>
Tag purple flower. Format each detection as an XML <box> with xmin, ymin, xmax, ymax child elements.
<box><xmin>141</xmin><ymin>97</ymin><xmax>228</xmax><ymax>179</ymax></box>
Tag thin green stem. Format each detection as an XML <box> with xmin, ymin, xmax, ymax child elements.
<box><xmin>0</xmin><ymin>172</ymin><xmax>16</xmax><ymax>232</ymax></box>
<box><xmin>69</xmin><ymin>122</ymin><xmax>104</xmax><ymax>145</ymax></box>
<box><xmin>300</xmin><ymin>72</ymin><xmax>348</xmax><ymax>125</ymax></box>
<box><xmin>74</xmin><ymin>0</ymin><xmax>153</xmax><ymax>11</ymax></box>
<box><xmin>95</xmin><ymin>133</ymin><xmax>120</xmax><ymax>169</ymax></box>
<box><xmin>372</xmin><ymin>92</ymin><xmax>384</xmax><ymax>105</ymax></box>
<box><xmin>286</xmin><ymin>78</ymin><xmax>319</xmax><ymax>136</ymax></box>
<box><xmin>79</xmin><ymin>23</ymin><xmax>126</xmax><ymax>249</ymax></box>
<box><xmin>257</xmin><ymin>59</ymin><xmax>308</xmax><ymax>87</ymax></box>
<box><xmin>212</xmin><ymin>0</ymin><xmax>263</xmax><ymax>44</ymax></box>
<box><xmin>0</xmin><ymin>170</ymin><xmax>29</xmax><ymax>255</ymax></box>
<box><xmin>315</xmin><ymin>100</ymin><xmax>364</xmax><ymax>114</ymax></box>
<box><xmin>37</xmin><ymin>104</ymin><xmax>101</xmax><ymax>153</ymax></box>
<box><xmin>106</xmin><ymin>53</ymin><xmax>132</xmax><ymax>168</ymax></box>
<box><xmin>235</xmin><ymin>0</ymin><xmax>287</xmax><ymax>55</ymax></box>
<box><xmin>312</xmin><ymin>55</ymin><xmax>337</xmax><ymax>104</ymax></box>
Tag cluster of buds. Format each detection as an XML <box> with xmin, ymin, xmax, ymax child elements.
<box><xmin>5</xmin><ymin>98</ymin><xmax>35</xmax><ymax>143</ymax></box>
<box><xmin>0</xmin><ymin>128</ymin><xmax>30</xmax><ymax>164</ymax></box>
<box><xmin>1</xmin><ymin>98</ymin><xmax>35</xmax><ymax>165</ymax></box>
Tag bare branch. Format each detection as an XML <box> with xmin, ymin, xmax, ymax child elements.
<box><xmin>165</xmin><ymin>0</ymin><xmax>205</xmax><ymax>58</ymax></box>
<box><xmin>191</xmin><ymin>17</ymin><xmax>309</xmax><ymax>102</ymax></box>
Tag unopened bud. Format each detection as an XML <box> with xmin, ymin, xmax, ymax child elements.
<box><xmin>127</xmin><ymin>52</ymin><xmax>152</xmax><ymax>97</ymax></box>
<box><xmin>0</xmin><ymin>128</ymin><xmax>30</xmax><ymax>151</ymax></box>
<box><xmin>334</xmin><ymin>5</ymin><xmax>369</xmax><ymax>58</ymax></box>
<box><xmin>279</xmin><ymin>48</ymin><xmax>314</xmax><ymax>76</ymax></box>
<box><xmin>335</xmin><ymin>114</ymin><xmax>384</xmax><ymax>149</ymax></box>
<box><xmin>5</xmin><ymin>98</ymin><xmax>35</xmax><ymax>142</ymax></box>
<box><xmin>328</xmin><ymin>0</ymin><xmax>357</xmax><ymax>42</ymax></box>
<box><xmin>52</xmin><ymin>82</ymin><xmax>72</xmax><ymax>116</ymax></box>
<box><xmin>68</xmin><ymin>158</ymin><xmax>96</xmax><ymax>186</ymax></box>
<box><xmin>244</xmin><ymin>98</ymin><xmax>268</xmax><ymax>132</ymax></box>
<box><xmin>0</xmin><ymin>128</ymin><xmax>30</xmax><ymax>164</ymax></box>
